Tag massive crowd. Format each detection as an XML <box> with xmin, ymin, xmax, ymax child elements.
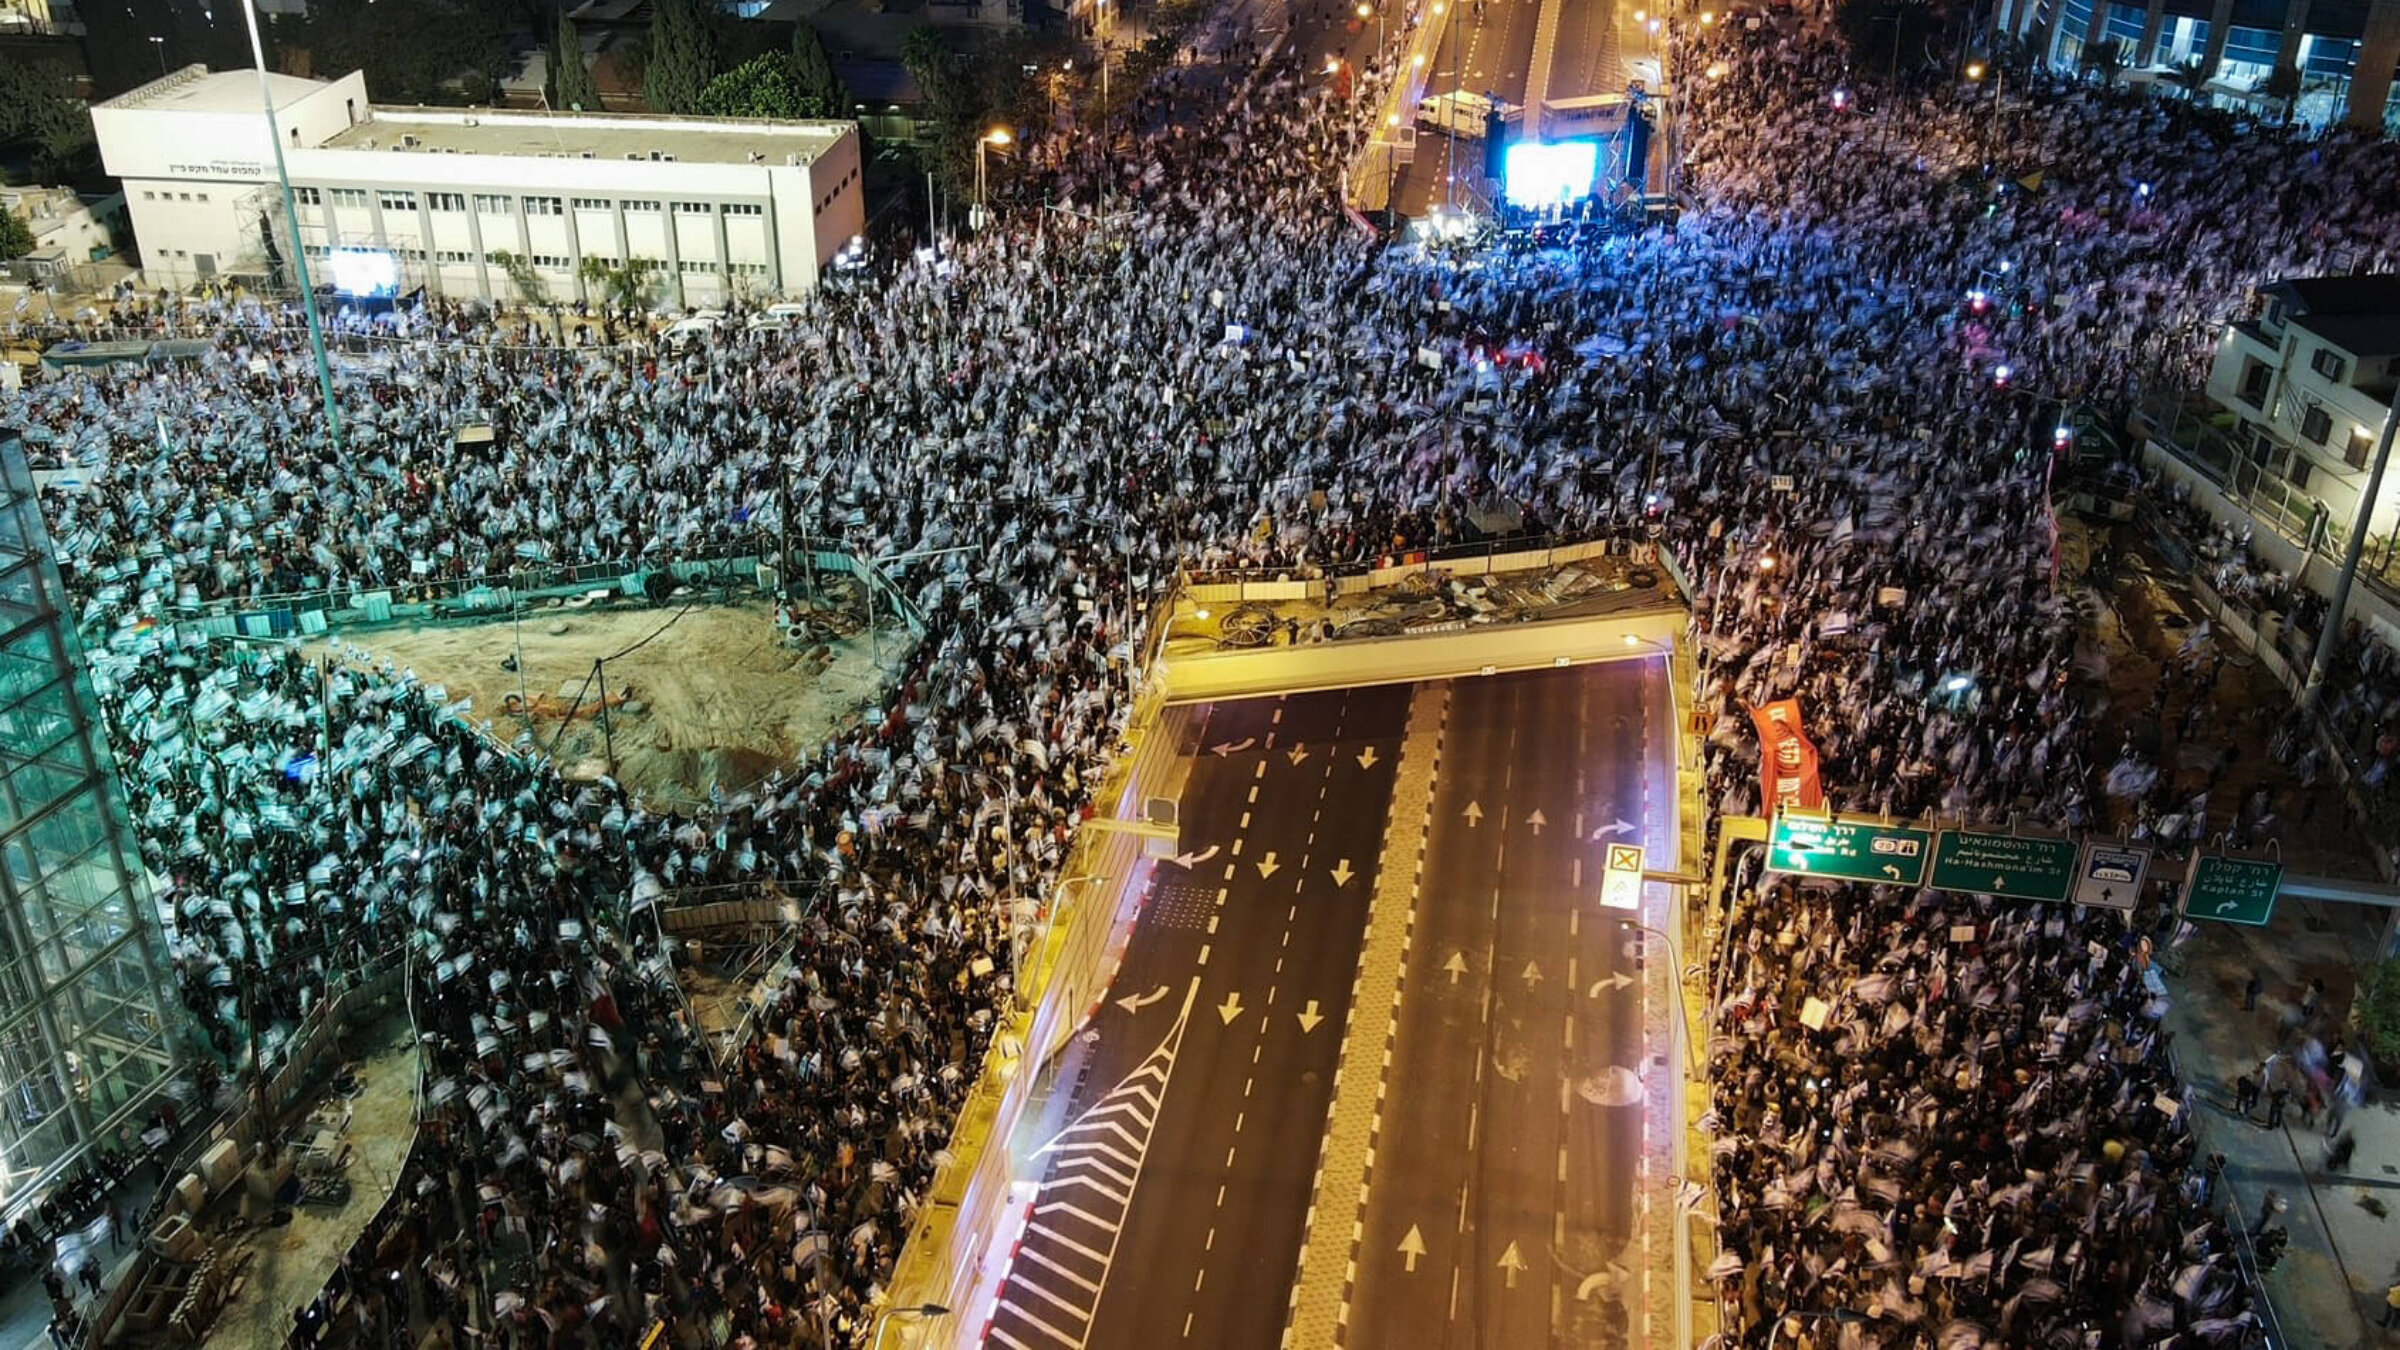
<box><xmin>5</xmin><ymin>2</ymin><xmax>2400</xmax><ymax>1346</ymax></box>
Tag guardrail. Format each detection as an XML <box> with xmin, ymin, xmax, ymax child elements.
<box><xmin>1180</xmin><ymin>532</ymin><xmax>1673</xmax><ymax>606</ymax></box>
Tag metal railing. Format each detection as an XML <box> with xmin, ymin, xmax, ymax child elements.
<box><xmin>2166</xmin><ymin>1043</ymin><xmax>2290</xmax><ymax>1350</ymax></box>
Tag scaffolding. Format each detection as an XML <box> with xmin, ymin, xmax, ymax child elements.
<box><xmin>0</xmin><ymin>436</ymin><xmax>180</xmax><ymax>1213</ymax></box>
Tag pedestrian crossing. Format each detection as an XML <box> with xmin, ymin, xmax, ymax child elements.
<box><xmin>985</xmin><ymin>979</ymin><xmax>1197</xmax><ymax>1350</ymax></box>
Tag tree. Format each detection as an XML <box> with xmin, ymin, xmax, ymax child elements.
<box><xmin>2078</xmin><ymin>37</ymin><xmax>2126</xmax><ymax>86</ymax></box>
<box><xmin>1831</xmin><ymin>0</ymin><xmax>1952</xmax><ymax>80</ymax></box>
<box><xmin>285</xmin><ymin>0</ymin><xmax>511</xmax><ymax>106</ymax></box>
<box><xmin>578</xmin><ymin>255</ymin><xmax>660</xmax><ymax>338</ymax></box>
<box><xmin>645</xmin><ymin>0</ymin><xmax>717</xmax><ymax>114</ymax></box>
<box><xmin>0</xmin><ymin>56</ymin><xmax>97</xmax><ymax>180</ymax></box>
<box><xmin>0</xmin><ymin>209</ymin><xmax>34</xmax><ymax>263</ymax></box>
<box><xmin>791</xmin><ymin>24</ymin><xmax>850</xmax><ymax>119</ymax></box>
<box><xmin>552</xmin><ymin>14</ymin><xmax>603</xmax><ymax>112</ymax></box>
<box><xmin>488</xmin><ymin>249</ymin><xmax>564</xmax><ymax>343</ymax></box>
<box><xmin>2164</xmin><ymin>56</ymin><xmax>2212</xmax><ymax>98</ymax></box>
<box><xmin>2264</xmin><ymin>61</ymin><xmax>2303</xmax><ymax>122</ymax></box>
<box><xmin>698</xmin><ymin>53</ymin><xmax>811</xmax><ymax>119</ymax></box>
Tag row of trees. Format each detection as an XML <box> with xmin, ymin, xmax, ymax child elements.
<box><xmin>0</xmin><ymin>56</ymin><xmax>95</xmax><ymax>181</ymax></box>
<box><xmin>630</xmin><ymin>0</ymin><xmax>848</xmax><ymax>118</ymax></box>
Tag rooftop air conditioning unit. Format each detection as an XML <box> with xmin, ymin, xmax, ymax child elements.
<box><xmin>661</xmin><ymin>153</ymin><xmax>676</xmax><ymax>162</ymax></box>
<box><xmin>401</xmin><ymin>134</ymin><xmax>421</xmax><ymax>148</ymax></box>
<box><xmin>463</xmin><ymin>117</ymin><xmax>479</xmax><ymax>127</ymax></box>
<box><xmin>785</xmin><ymin>153</ymin><xmax>800</xmax><ymax>166</ymax></box>
<box><xmin>748</xmin><ymin>151</ymin><xmax>765</xmax><ymax>163</ymax></box>
<box><xmin>625</xmin><ymin>152</ymin><xmax>643</xmax><ymax>161</ymax></box>
<box><xmin>581</xmin><ymin>150</ymin><xmax>596</xmax><ymax>159</ymax></box>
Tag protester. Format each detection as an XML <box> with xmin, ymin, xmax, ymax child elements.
<box><xmin>5</xmin><ymin>3</ymin><xmax>2389</xmax><ymax>1343</ymax></box>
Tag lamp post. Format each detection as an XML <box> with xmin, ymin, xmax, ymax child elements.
<box><xmin>1964</xmin><ymin>56</ymin><xmax>2004</xmax><ymax>165</ymax></box>
<box><xmin>868</xmin><ymin>1302</ymin><xmax>951</xmax><ymax>1350</ymax></box>
<box><xmin>975</xmin><ymin>127</ymin><xmax>1013</xmax><ymax>229</ymax></box>
<box><xmin>2303</xmin><ymin>403</ymin><xmax>2400</xmax><ymax>712</ymax></box>
<box><xmin>1359</xmin><ymin>1</ymin><xmax>1383</xmax><ymax>53</ymax></box>
<box><xmin>238</xmin><ymin>0</ymin><xmax>342</xmax><ymax>449</ymax></box>
<box><xmin>148</xmin><ymin>35</ymin><xmax>168</xmax><ymax>78</ymax></box>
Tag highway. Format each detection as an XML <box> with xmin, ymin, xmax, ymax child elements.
<box><xmin>1396</xmin><ymin>0</ymin><xmax>1548</xmax><ymax>216</ymax></box>
<box><xmin>983</xmin><ymin>685</ymin><xmax>1409</xmax><ymax>1350</ymax></box>
<box><xmin>1345</xmin><ymin>661</ymin><xmax>1668</xmax><ymax>1350</ymax></box>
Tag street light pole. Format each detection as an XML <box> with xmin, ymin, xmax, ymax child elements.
<box><xmin>238</xmin><ymin>0</ymin><xmax>342</xmax><ymax>449</ymax></box>
<box><xmin>2302</xmin><ymin>404</ymin><xmax>2400</xmax><ymax>711</ymax></box>
<box><xmin>148</xmin><ymin>35</ymin><xmax>168</xmax><ymax>78</ymax></box>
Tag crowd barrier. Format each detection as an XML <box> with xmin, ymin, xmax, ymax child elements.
<box><xmin>1180</xmin><ymin>531</ymin><xmax>1670</xmax><ymax>607</ymax></box>
<box><xmin>151</xmin><ymin>540</ymin><xmax>924</xmax><ymax>652</ymax></box>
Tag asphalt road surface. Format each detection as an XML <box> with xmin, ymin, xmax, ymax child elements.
<box><xmin>1346</xmin><ymin>662</ymin><xmax>1666</xmax><ymax>1350</ymax></box>
<box><xmin>1395</xmin><ymin>0</ymin><xmax>1547</xmax><ymax>216</ymax></box>
<box><xmin>985</xmin><ymin>685</ymin><xmax>1410</xmax><ymax>1350</ymax></box>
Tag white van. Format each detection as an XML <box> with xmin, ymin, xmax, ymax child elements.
<box><xmin>1416</xmin><ymin>90</ymin><xmax>1521</xmax><ymax>139</ymax></box>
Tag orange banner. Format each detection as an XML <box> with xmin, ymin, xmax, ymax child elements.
<box><xmin>1749</xmin><ymin>697</ymin><xmax>1825</xmax><ymax>812</ymax></box>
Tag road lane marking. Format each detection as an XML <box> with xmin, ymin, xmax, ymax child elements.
<box><xmin>1024</xmin><ymin>1225</ymin><xmax>1112</xmax><ymax>1273</ymax></box>
<box><xmin>1217</xmin><ymin>1185</ymin><xmax>1227</xmax><ymax>1207</ymax></box>
<box><xmin>1255</xmin><ymin>761</ymin><xmax>1267</xmax><ymax>779</ymax></box>
<box><xmin>1467</xmin><ymin>1102</ymin><xmax>1478</xmax><ymax>1149</ymax></box>
<box><xmin>1232</xmin><ymin>838</ymin><xmax>1245</xmax><ymax>857</ymax></box>
<box><xmin>1227</xmin><ymin>1147</ymin><xmax>1238</xmax><ymax>1168</ymax></box>
<box><xmin>1240</xmin><ymin>811</ymin><xmax>1251</xmax><ymax>829</ymax></box>
<box><xmin>1194</xmin><ymin>1269</ymin><xmax>1206</xmax><ymax>1292</ymax></box>
<box><xmin>1182</xmin><ymin>1313</ymin><xmax>1194</xmax><ymax>1338</ymax></box>
<box><xmin>1198</xmin><ymin>944</ymin><xmax>1211</xmax><ymax>966</ymax></box>
<box><xmin>1249</xmin><ymin>785</ymin><xmax>1259</xmax><ymax>803</ymax></box>
<box><xmin>1571</xmin><ymin>857</ymin><xmax>1580</xmax><ymax>887</ymax></box>
<box><xmin>1449</xmin><ymin>1266</ymin><xmax>1460</xmax><ymax>1320</ymax></box>
<box><xmin>997</xmin><ymin>1300</ymin><xmax>1080</xmax><ymax>1347</ymax></box>
<box><xmin>1016</xmin><ymin>1259</ymin><xmax>1101</xmax><ymax>1314</ymax></box>
<box><xmin>1218</xmin><ymin>888</ymin><xmax>1230</xmax><ymax>906</ymax></box>
<box><xmin>1206</xmin><ymin>1228</ymin><xmax>1217</xmax><ymax>1251</ymax></box>
<box><xmin>1244</xmin><ymin>1077</ymin><xmax>1253</xmax><ymax>1097</ymax></box>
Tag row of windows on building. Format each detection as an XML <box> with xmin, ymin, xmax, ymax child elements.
<box><xmin>286</xmin><ymin>188</ymin><xmax>766</xmax><ymax>218</ymax></box>
<box><xmin>296</xmin><ymin>242</ymin><xmax>770</xmax><ymax>278</ymax></box>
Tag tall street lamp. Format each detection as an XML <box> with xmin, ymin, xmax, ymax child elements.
<box><xmin>1359</xmin><ymin>1</ymin><xmax>1384</xmax><ymax>53</ymax></box>
<box><xmin>975</xmin><ymin>126</ymin><xmax>1013</xmax><ymax>229</ymax></box>
<box><xmin>148</xmin><ymin>35</ymin><xmax>168</xmax><ymax>78</ymax></box>
<box><xmin>869</xmin><ymin>1302</ymin><xmax>951</xmax><ymax>1350</ymax></box>
<box><xmin>237</xmin><ymin>0</ymin><xmax>342</xmax><ymax>449</ymax></box>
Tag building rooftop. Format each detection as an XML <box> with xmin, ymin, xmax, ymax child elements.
<box><xmin>2266</xmin><ymin>273</ymin><xmax>2400</xmax><ymax>318</ymax></box>
<box><xmin>2291</xmin><ymin>311</ymin><xmax>2400</xmax><ymax>362</ymax></box>
<box><xmin>95</xmin><ymin>64</ymin><xmax>326</xmax><ymax>114</ymax></box>
<box><xmin>319</xmin><ymin>107</ymin><xmax>850</xmax><ymax>167</ymax></box>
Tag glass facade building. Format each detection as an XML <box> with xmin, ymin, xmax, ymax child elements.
<box><xmin>0</xmin><ymin>437</ymin><xmax>178</xmax><ymax>1212</ymax></box>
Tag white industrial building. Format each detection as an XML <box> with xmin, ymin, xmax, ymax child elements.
<box><xmin>90</xmin><ymin>64</ymin><xmax>867</xmax><ymax>308</ymax></box>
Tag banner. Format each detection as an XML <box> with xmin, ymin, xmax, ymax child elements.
<box><xmin>1749</xmin><ymin>697</ymin><xmax>1825</xmax><ymax>812</ymax></box>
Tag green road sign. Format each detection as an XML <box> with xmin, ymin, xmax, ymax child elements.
<box><xmin>1765</xmin><ymin>815</ymin><xmax>1932</xmax><ymax>886</ymax></box>
<box><xmin>1928</xmin><ymin>830</ymin><xmax>2079</xmax><ymax>903</ymax></box>
<box><xmin>2185</xmin><ymin>854</ymin><xmax>2283</xmax><ymax>927</ymax></box>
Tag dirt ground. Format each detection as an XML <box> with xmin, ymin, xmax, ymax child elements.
<box><xmin>317</xmin><ymin>600</ymin><xmax>906</xmax><ymax>803</ymax></box>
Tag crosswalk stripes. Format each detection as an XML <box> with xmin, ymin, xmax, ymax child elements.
<box><xmin>985</xmin><ymin>978</ymin><xmax>1200</xmax><ymax>1349</ymax></box>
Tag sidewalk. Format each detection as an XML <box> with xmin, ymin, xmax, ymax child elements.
<box><xmin>2070</xmin><ymin>512</ymin><xmax>2396</xmax><ymax>1349</ymax></box>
